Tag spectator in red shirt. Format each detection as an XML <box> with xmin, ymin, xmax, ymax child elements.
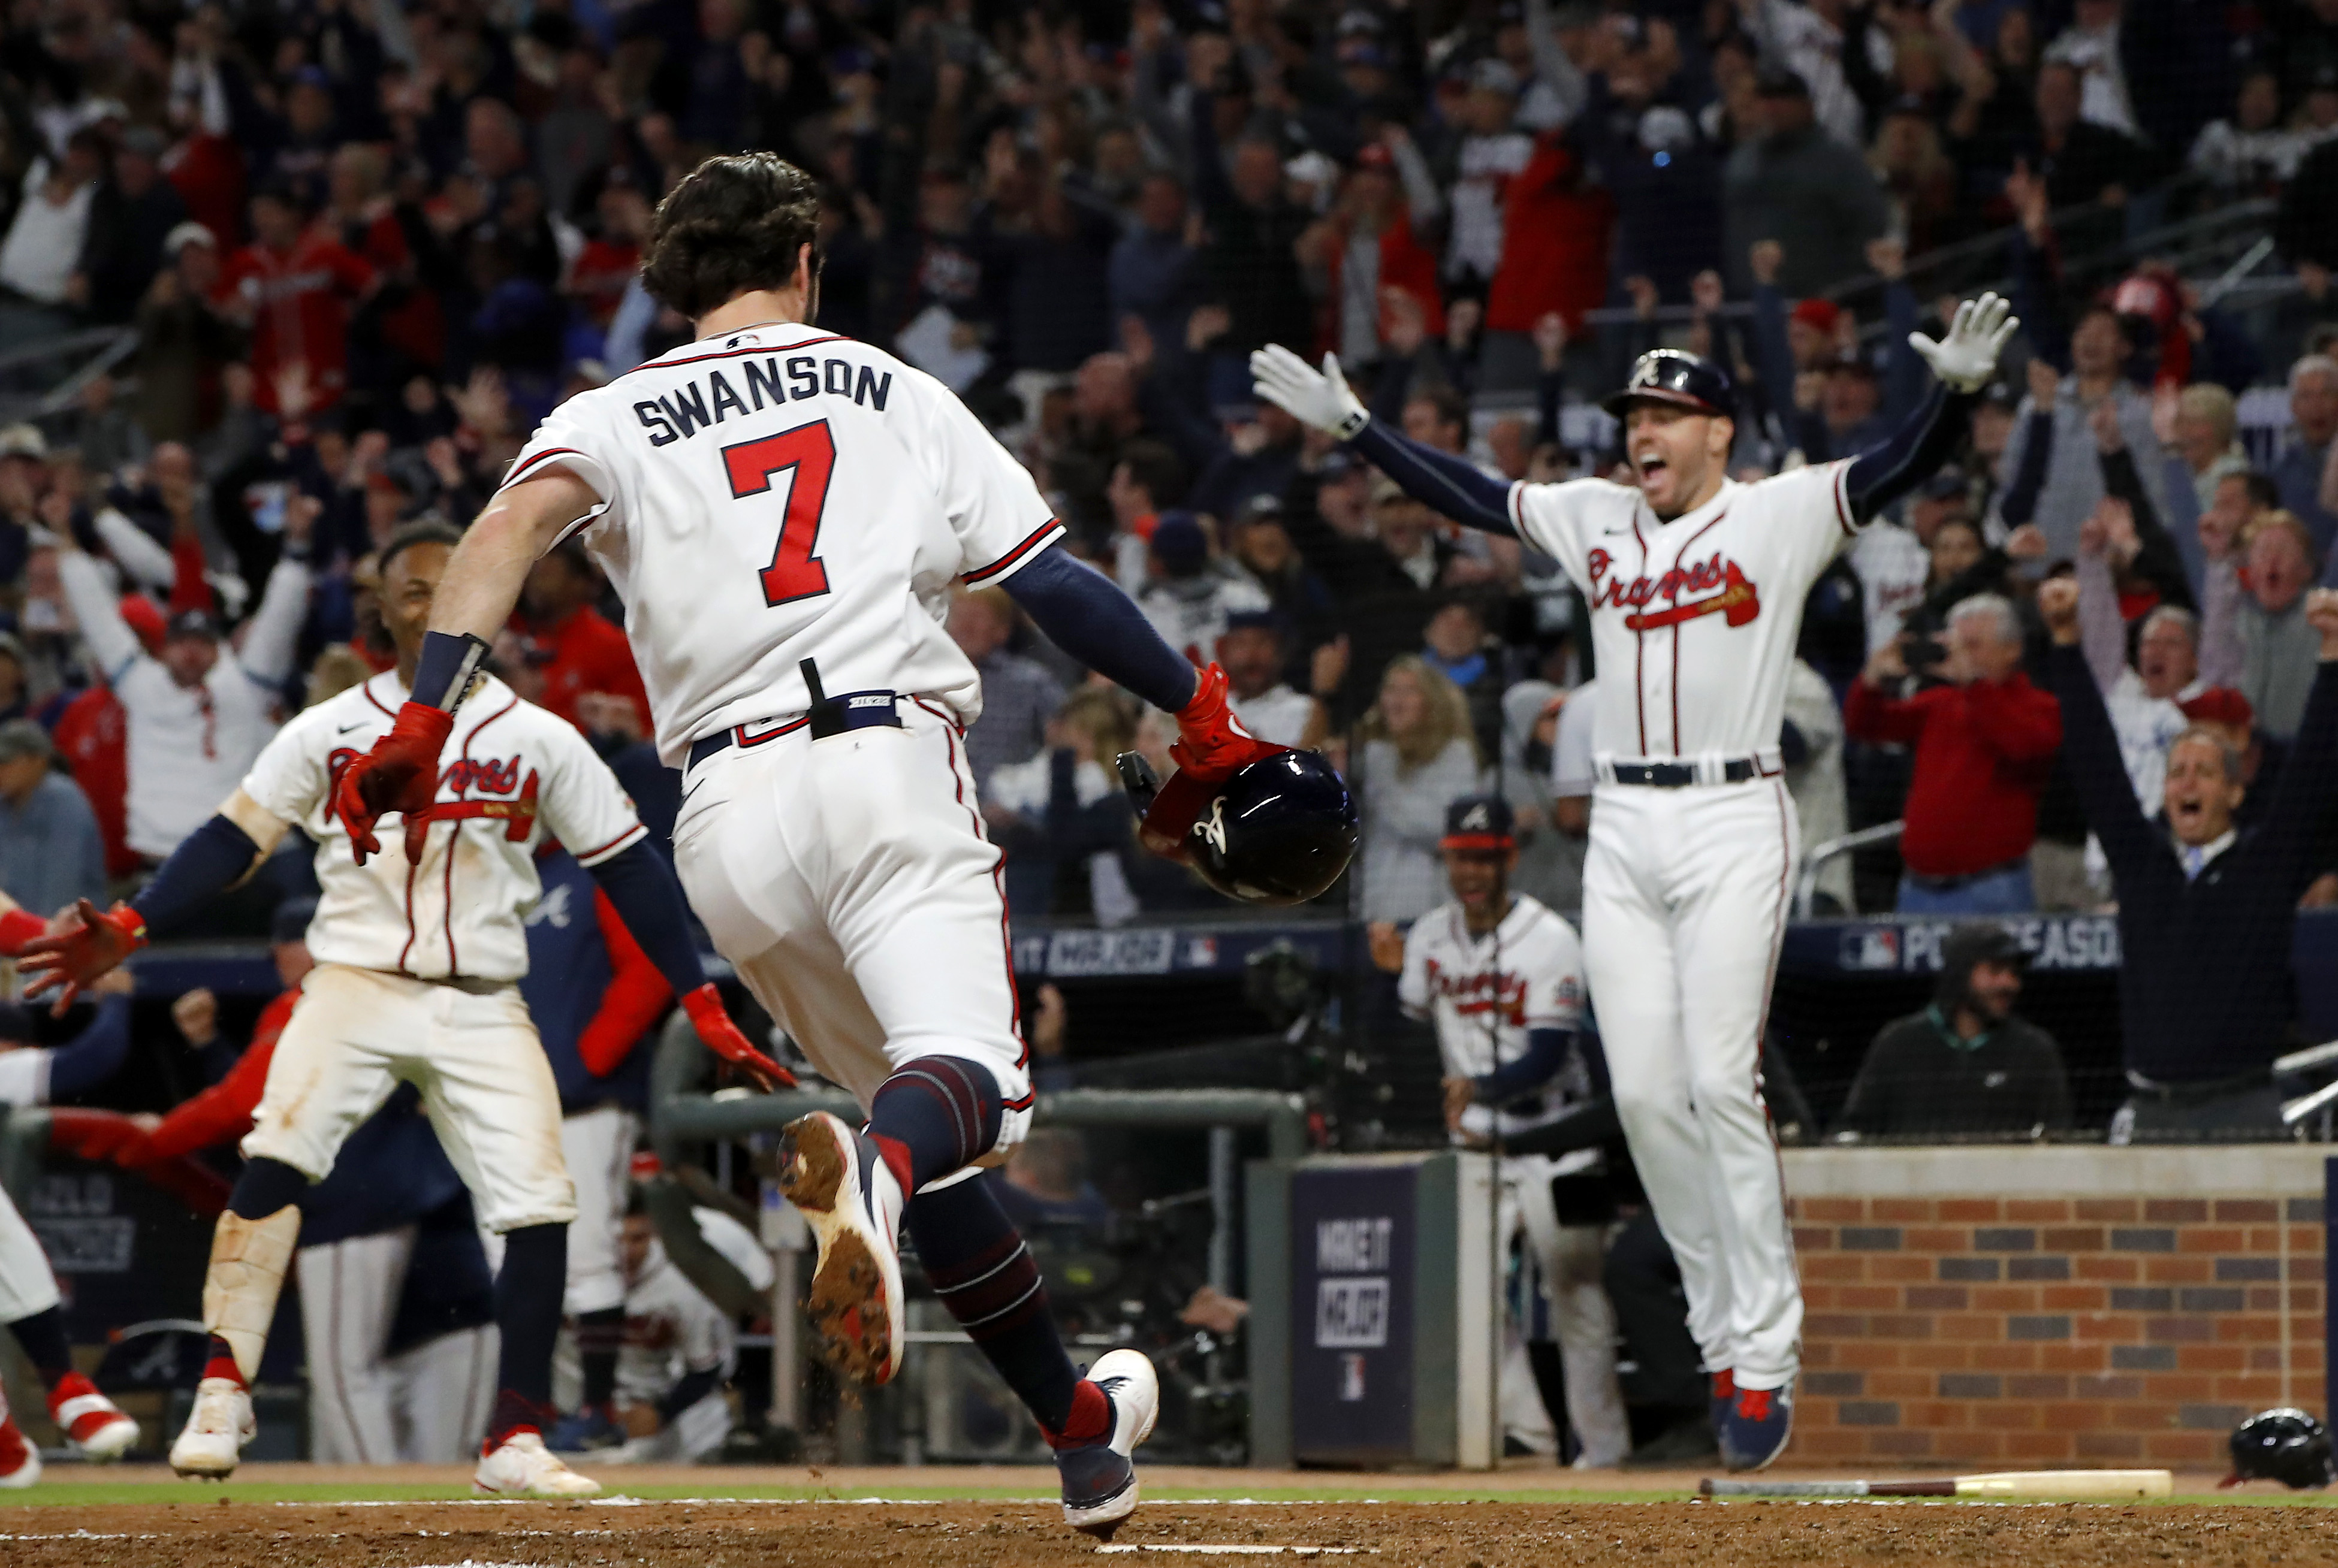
<box><xmin>515</xmin><ymin>540</ymin><xmax>651</xmax><ymax>735</ymax></box>
<box><xmin>216</xmin><ymin>180</ymin><xmax>377</xmax><ymax>416</ymax></box>
<box><xmin>1847</xmin><ymin>593</ymin><xmax>2064</xmax><ymax>914</ymax></box>
<box><xmin>565</xmin><ymin>176</ymin><xmax>648</xmax><ymax>334</ymax></box>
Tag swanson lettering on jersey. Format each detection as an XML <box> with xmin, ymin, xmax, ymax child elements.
<box><xmin>1586</xmin><ymin>548</ymin><xmax>1763</xmax><ymax>632</ymax></box>
<box><xmin>633</xmin><ymin>355</ymin><xmax>892</xmax><ymax>446</ymax></box>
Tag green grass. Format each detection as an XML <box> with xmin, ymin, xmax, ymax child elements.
<box><xmin>1</xmin><ymin>1481</ymin><xmax>2334</xmax><ymax>1509</ymax></box>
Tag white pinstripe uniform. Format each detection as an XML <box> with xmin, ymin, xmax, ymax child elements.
<box><xmin>1509</xmin><ymin>459</ymin><xmax>1859</xmax><ymax>1391</ymax></box>
<box><xmin>497</xmin><ymin>322</ymin><xmax>1048</xmax><ymax>1161</ymax></box>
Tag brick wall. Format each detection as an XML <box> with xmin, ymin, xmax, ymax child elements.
<box><xmin>1780</xmin><ymin>1153</ymin><xmax>2327</xmax><ymax>1468</ymax></box>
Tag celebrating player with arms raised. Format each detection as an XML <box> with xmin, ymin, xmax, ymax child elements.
<box><xmin>1254</xmin><ymin>296</ymin><xmax>2016</xmax><ymax>1470</ymax></box>
<box><xmin>331</xmin><ymin>153</ymin><xmax>1296</xmax><ymax>1537</ymax></box>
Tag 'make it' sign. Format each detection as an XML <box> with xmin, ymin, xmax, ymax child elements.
<box><xmin>1290</xmin><ymin>1167</ymin><xmax>1416</xmax><ymax>1463</ymax></box>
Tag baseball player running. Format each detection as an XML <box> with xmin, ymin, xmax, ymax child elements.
<box><xmin>330</xmin><ymin>152</ymin><xmax>1282</xmax><ymax>1536</ymax></box>
<box><xmin>22</xmin><ymin>521</ymin><xmax>786</xmax><ymax>1497</ymax></box>
<box><xmin>1378</xmin><ymin>795</ymin><xmax>1629</xmax><ymax>1468</ymax></box>
<box><xmin>1254</xmin><ymin>295</ymin><xmax>2016</xmax><ymax>1470</ymax></box>
<box><xmin>0</xmin><ymin>911</ymin><xmax>144</xmax><ymax>1482</ymax></box>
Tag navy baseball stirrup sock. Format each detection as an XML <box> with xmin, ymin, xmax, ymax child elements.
<box><xmin>228</xmin><ymin>1156</ymin><xmax>308</xmax><ymax>1219</ymax></box>
<box><xmin>906</xmin><ymin>1177</ymin><xmax>1095</xmax><ymax>1439</ymax></box>
<box><xmin>577</xmin><ymin>1306</ymin><xmax>625</xmax><ymax>1409</ymax></box>
<box><xmin>868</xmin><ymin>1055</ymin><xmax>1005</xmax><ymax>1197</ymax></box>
<box><xmin>490</xmin><ymin>1223</ymin><xmax>568</xmax><ymax>1440</ymax></box>
<box><xmin>5</xmin><ymin>1306</ymin><xmax>72</xmax><ymax>1385</ymax></box>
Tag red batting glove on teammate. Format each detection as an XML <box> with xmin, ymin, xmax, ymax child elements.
<box><xmin>334</xmin><ymin>702</ymin><xmax>454</xmax><ymax>865</ymax></box>
<box><xmin>0</xmin><ymin>906</ymin><xmax>45</xmax><ymax>957</ymax></box>
<box><xmin>1138</xmin><ymin>664</ymin><xmax>1290</xmax><ymax>860</ymax></box>
<box><xmin>20</xmin><ymin>900</ymin><xmax>147</xmax><ymax>1015</ymax></box>
<box><xmin>681</xmin><ymin>983</ymin><xmax>796</xmax><ymax>1093</ymax></box>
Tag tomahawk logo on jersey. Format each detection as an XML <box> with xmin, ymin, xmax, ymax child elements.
<box><xmin>497</xmin><ymin>322</ymin><xmax>1066</xmax><ymax>767</ymax></box>
<box><xmin>1514</xmin><ymin>461</ymin><xmax>1853</xmax><ymax>762</ymax></box>
<box><xmin>243</xmin><ymin>670</ymin><xmax>646</xmax><ymax>981</ymax></box>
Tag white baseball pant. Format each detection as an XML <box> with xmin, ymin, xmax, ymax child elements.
<box><xmin>242</xmin><ymin>965</ymin><xmax>577</xmax><ymax>1233</ymax></box>
<box><xmin>297</xmin><ymin>1227</ymin><xmax>499</xmax><ymax>1463</ymax></box>
<box><xmin>562</xmin><ymin>1107</ymin><xmax>640</xmax><ymax>1315</ymax></box>
<box><xmin>1502</xmin><ymin>1155</ymin><xmax>1631</xmax><ymax>1468</ymax></box>
<box><xmin>1580</xmin><ymin>777</ymin><xmax>1802</xmax><ymax>1390</ymax></box>
<box><xmin>672</xmin><ymin>700</ymin><xmax>1034</xmax><ymax>1159</ymax></box>
<box><xmin>0</xmin><ymin>1183</ymin><xmax>59</xmax><ymax>1322</ymax></box>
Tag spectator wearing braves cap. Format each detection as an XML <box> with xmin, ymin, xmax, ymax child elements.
<box><xmin>1833</xmin><ymin>923</ymin><xmax>2074</xmax><ymax>1140</ymax></box>
<box><xmin>2040</xmin><ymin>576</ymin><xmax>2338</xmax><ymax>1140</ymax></box>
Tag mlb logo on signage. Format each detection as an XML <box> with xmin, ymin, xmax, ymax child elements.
<box><xmin>1840</xmin><ymin>926</ymin><xmax>1902</xmax><ymax>972</ymax></box>
<box><xmin>1340</xmin><ymin>1353</ymin><xmax>1367</xmax><ymax>1402</ymax></box>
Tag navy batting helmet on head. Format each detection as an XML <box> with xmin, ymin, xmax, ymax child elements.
<box><xmin>2231</xmin><ymin>1409</ymin><xmax>2335</xmax><ymax>1489</ymax></box>
<box><xmin>1118</xmin><ymin>748</ymin><xmax>1358</xmax><ymax>906</ymax></box>
<box><xmin>1602</xmin><ymin>348</ymin><xmax>1737</xmax><ymax>422</ymax></box>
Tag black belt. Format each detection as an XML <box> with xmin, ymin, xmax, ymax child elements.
<box><xmin>687</xmin><ymin>684</ymin><xmax>903</xmax><ymax>771</ymax></box>
<box><xmin>1609</xmin><ymin>757</ymin><xmax>1761</xmax><ymax>788</ymax></box>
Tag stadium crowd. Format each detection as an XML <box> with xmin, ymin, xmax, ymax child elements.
<box><xmin>0</xmin><ymin>0</ymin><xmax>2333</xmax><ymax>1469</ymax></box>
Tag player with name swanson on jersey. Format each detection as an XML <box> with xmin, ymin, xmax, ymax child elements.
<box><xmin>331</xmin><ymin>152</ymin><xmax>1288</xmax><ymax>1537</ymax></box>
<box><xmin>20</xmin><ymin>522</ymin><xmax>790</xmax><ymax>1499</ymax></box>
<box><xmin>1252</xmin><ymin>296</ymin><xmax>2017</xmax><ymax>1472</ymax></box>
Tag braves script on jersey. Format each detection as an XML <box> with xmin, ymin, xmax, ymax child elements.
<box><xmin>243</xmin><ymin>670</ymin><xmax>645</xmax><ymax>980</ymax></box>
<box><xmin>1510</xmin><ymin>461</ymin><xmax>1854</xmax><ymax>760</ymax></box>
<box><xmin>500</xmin><ymin>321</ymin><xmax>1065</xmax><ymax>764</ymax></box>
<box><xmin>1397</xmin><ymin>893</ymin><xmax>1589</xmax><ymax>1142</ymax></box>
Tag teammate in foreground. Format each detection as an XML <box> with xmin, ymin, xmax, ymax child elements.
<box><xmin>1380</xmin><ymin>796</ymin><xmax>1629</xmax><ymax>1467</ymax></box>
<box><xmin>23</xmin><ymin>522</ymin><xmax>785</xmax><ymax>1497</ymax></box>
<box><xmin>332</xmin><ymin>152</ymin><xmax>1280</xmax><ymax>1536</ymax></box>
<box><xmin>1254</xmin><ymin>297</ymin><xmax>2016</xmax><ymax>1470</ymax></box>
<box><xmin>0</xmin><ymin>908</ymin><xmax>143</xmax><ymax>1482</ymax></box>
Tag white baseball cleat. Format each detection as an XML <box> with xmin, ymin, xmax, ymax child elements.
<box><xmin>0</xmin><ymin>1406</ymin><xmax>39</xmax><ymax>1488</ymax></box>
<box><xmin>51</xmin><ymin>1372</ymin><xmax>138</xmax><ymax>1461</ymax></box>
<box><xmin>170</xmin><ymin>1377</ymin><xmax>254</xmax><ymax>1479</ymax></box>
<box><xmin>1057</xmin><ymin>1349</ymin><xmax>1161</xmax><ymax>1539</ymax></box>
<box><xmin>475</xmin><ymin>1431</ymin><xmax>603</xmax><ymax>1497</ymax></box>
<box><xmin>778</xmin><ymin>1110</ymin><xmax>904</xmax><ymax>1385</ymax></box>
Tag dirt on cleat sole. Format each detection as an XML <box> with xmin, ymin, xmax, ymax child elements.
<box><xmin>780</xmin><ymin>1117</ymin><xmax>897</xmax><ymax>1385</ymax></box>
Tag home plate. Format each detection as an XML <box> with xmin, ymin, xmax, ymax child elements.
<box><xmin>1096</xmin><ymin>1548</ymin><xmax>1371</xmax><ymax>1555</ymax></box>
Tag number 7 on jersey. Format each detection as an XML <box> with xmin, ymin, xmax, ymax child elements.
<box><xmin>722</xmin><ymin>422</ymin><xmax>836</xmax><ymax>606</ymax></box>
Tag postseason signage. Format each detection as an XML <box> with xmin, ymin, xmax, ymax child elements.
<box><xmin>1289</xmin><ymin>1165</ymin><xmax>1417</xmax><ymax>1464</ymax></box>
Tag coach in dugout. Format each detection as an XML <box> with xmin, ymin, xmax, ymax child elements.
<box><xmin>2038</xmin><ymin>576</ymin><xmax>2338</xmax><ymax>1141</ymax></box>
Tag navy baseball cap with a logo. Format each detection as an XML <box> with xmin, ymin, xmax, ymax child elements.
<box><xmin>1440</xmin><ymin>794</ymin><xmax>1515</xmax><ymax>851</ymax></box>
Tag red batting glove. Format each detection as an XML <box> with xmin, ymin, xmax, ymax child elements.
<box><xmin>20</xmin><ymin>900</ymin><xmax>147</xmax><ymax>1016</ymax></box>
<box><xmin>0</xmin><ymin>906</ymin><xmax>45</xmax><ymax>957</ymax></box>
<box><xmin>1171</xmin><ymin>663</ymin><xmax>1287</xmax><ymax>783</ymax></box>
<box><xmin>1135</xmin><ymin>664</ymin><xmax>1290</xmax><ymax>861</ymax></box>
<box><xmin>334</xmin><ymin>702</ymin><xmax>454</xmax><ymax>865</ymax></box>
<box><xmin>681</xmin><ymin>983</ymin><xmax>795</xmax><ymax>1093</ymax></box>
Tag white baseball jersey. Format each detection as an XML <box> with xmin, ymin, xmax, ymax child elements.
<box><xmin>241</xmin><ymin>670</ymin><xmax>646</xmax><ymax>983</ymax></box>
<box><xmin>1510</xmin><ymin>462</ymin><xmax>1855</xmax><ymax>763</ymax></box>
<box><xmin>1229</xmin><ymin>683</ymin><xmax>1317</xmax><ymax>747</ymax></box>
<box><xmin>499</xmin><ymin>321</ymin><xmax>1066</xmax><ymax>766</ymax></box>
<box><xmin>616</xmin><ymin>1237</ymin><xmax>737</xmax><ymax>1409</ymax></box>
<box><xmin>1396</xmin><ymin>893</ymin><xmax>1592</xmax><ymax>1143</ymax></box>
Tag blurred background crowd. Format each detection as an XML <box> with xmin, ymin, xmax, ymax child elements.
<box><xmin>0</xmin><ymin>0</ymin><xmax>2335</xmax><ymax>1468</ymax></box>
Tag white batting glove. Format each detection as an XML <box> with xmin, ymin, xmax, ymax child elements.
<box><xmin>1250</xmin><ymin>345</ymin><xmax>1370</xmax><ymax>440</ymax></box>
<box><xmin>1908</xmin><ymin>291</ymin><xmax>2020</xmax><ymax>394</ymax></box>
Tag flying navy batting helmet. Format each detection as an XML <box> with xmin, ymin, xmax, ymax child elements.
<box><xmin>1178</xmin><ymin>750</ymin><xmax>1360</xmax><ymax>906</ymax></box>
<box><xmin>1602</xmin><ymin>348</ymin><xmax>1737</xmax><ymax>422</ymax></box>
<box><xmin>2231</xmin><ymin>1409</ymin><xmax>2336</xmax><ymax>1489</ymax></box>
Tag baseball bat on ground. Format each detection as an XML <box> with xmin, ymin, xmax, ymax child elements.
<box><xmin>1699</xmin><ymin>1470</ymin><xmax>2174</xmax><ymax>1500</ymax></box>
